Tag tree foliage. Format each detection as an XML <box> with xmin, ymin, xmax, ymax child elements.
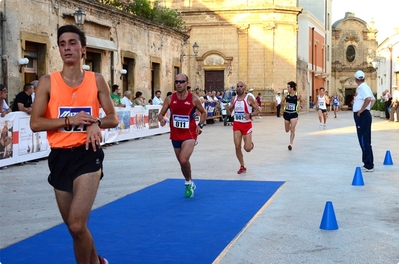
<box><xmin>96</xmin><ymin>0</ymin><xmax>185</xmax><ymax>30</ymax></box>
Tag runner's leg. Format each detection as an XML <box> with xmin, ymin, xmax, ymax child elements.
<box><xmin>234</xmin><ymin>130</ymin><xmax>245</xmax><ymax>167</ymax></box>
<box><xmin>174</xmin><ymin>139</ymin><xmax>196</xmax><ymax>181</ymax></box>
<box><xmin>55</xmin><ymin>170</ymin><xmax>102</xmax><ymax>264</ymax></box>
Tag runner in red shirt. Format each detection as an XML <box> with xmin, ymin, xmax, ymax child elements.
<box><xmin>225</xmin><ymin>81</ymin><xmax>260</xmax><ymax>174</ymax></box>
<box><xmin>158</xmin><ymin>73</ymin><xmax>206</xmax><ymax>198</ymax></box>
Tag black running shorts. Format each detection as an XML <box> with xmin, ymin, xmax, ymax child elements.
<box><xmin>47</xmin><ymin>144</ymin><xmax>104</xmax><ymax>193</ymax></box>
<box><xmin>283</xmin><ymin>112</ymin><xmax>298</xmax><ymax>121</ymax></box>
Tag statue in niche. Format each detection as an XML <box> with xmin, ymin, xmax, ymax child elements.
<box><xmin>196</xmin><ymin>65</ymin><xmax>202</xmax><ymax>76</ymax></box>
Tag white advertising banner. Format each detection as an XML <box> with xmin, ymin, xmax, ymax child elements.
<box><xmin>0</xmin><ymin>105</ymin><xmax>169</xmax><ymax>168</ymax></box>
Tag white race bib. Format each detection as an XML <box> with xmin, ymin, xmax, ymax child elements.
<box><xmin>173</xmin><ymin>115</ymin><xmax>189</xmax><ymax>129</ymax></box>
<box><xmin>286</xmin><ymin>103</ymin><xmax>296</xmax><ymax>111</ymax></box>
<box><xmin>234</xmin><ymin>111</ymin><xmax>245</xmax><ymax>121</ymax></box>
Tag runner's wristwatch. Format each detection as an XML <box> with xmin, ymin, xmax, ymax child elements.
<box><xmin>198</xmin><ymin>123</ymin><xmax>204</xmax><ymax>129</ymax></box>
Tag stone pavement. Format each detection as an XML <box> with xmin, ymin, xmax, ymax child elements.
<box><xmin>1</xmin><ymin>111</ymin><xmax>398</xmax><ymax>263</ymax></box>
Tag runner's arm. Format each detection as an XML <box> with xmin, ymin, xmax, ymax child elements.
<box><xmin>30</xmin><ymin>75</ymin><xmax>68</xmax><ymax>132</ymax></box>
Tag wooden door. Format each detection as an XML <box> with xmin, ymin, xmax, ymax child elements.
<box><xmin>205</xmin><ymin>71</ymin><xmax>224</xmax><ymax>92</ymax></box>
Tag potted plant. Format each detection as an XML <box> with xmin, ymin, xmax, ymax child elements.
<box><xmin>378</xmin><ymin>99</ymin><xmax>386</xmax><ymax>118</ymax></box>
<box><xmin>370</xmin><ymin>100</ymin><xmax>376</xmax><ymax>116</ymax></box>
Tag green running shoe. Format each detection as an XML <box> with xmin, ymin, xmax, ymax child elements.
<box><xmin>185</xmin><ymin>182</ymin><xmax>196</xmax><ymax>198</ymax></box>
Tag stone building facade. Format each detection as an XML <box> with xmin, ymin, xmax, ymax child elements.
<box><xmin>331</xmin><ymin>12</ymin><xmax>378</xmax><ymax>108</ymax></box>
<box><xmin>0</xmin><ymin>0</ymin><xmax>187</xmax><ymax>103</ymax></box>
<box><xmin>374</xmin><ymin>31</ymin><xmax>399</xmax><ymax>96</ymax></box>
<box><xmin>164</xmin><ymin>0</ymin><xmax>302</xmax><ymax>101</ymax></box>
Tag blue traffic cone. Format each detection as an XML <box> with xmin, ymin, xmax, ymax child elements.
<box><xmin>320</xmin><ymin>201</ymin><xmax>338</xmax><ymax>230</ymax></box>
<box><xmin>383</xmin><ymin>150</ymin><xmax>394</xmax><ymax>165</ymax></box>
<box><xmin>352</xmin><ymin>167</ymin><xmax>364</xmax><ymax>186</ymax></box>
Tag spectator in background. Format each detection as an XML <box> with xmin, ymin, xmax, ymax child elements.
<box><xmin>0</xmin><ymin>84</ymin><xmax>12</xmax><ymax>117</ymax></box>
<box><xmin>194</xmin><ymin>88</ymin><xmax>201</xmax><ymax>98</ymax></box>
<box><xmin>152</xmin><ymin>90</ymin><xmax>164</xmax><ymax>105</ymax></box>
<box><xmin>120</xmin><ymin>90</ymin><xmax>134</xmax><ymax>107</ymax></box>
<box><xmin>205</xmin><ymin>90</ymin><xmax>213</xmax><ymax>102</ymax></box>
<box><xmin>247</xmin><ymin>88</ymin><xmax>256</xmax><ymax>99</ymax></box>
<box><xmin>134</xmin><ymin>91</ymin><xmax>146</xmax><ymax>106</ymax></box>
<box><xmin>276</xmin><ymin>92</ymin><xmax>282</xmax><ymax>117</ymax></box>
<box><xmin>353</xmin><ymin>70</ymin><xmax>375</xmax><ymax>171</ymax></box>
<box><xmin>325</xmin><ymin>91</ymin><xmax>331</xmax><ymax>111</ymax></box>
<box><xmin>31</xmin><ymin>80</ymin><xmax>38</xmax><ymax>103</ymax></box>
<box><xmin>389</xmin><ymin>85</ymin><xmax>399</xmax><ymax>122</ymax></box>
<box><xmin>381</xmin><ymin>89</ymin><xmax>391</xmax><ymax>120</ymax></box>
<box><xmin>187</xmin><ymin>86</ymin><xmax>191</xmax><ymax>92</ymax></box>
<box><xmin>12</xmin><ymin>83</ymin><xmax>33</xmax><ymax>114</ymax></box>
<box><xmin>210</xmin><ymin>91</ymin><xmax>219</xmax><ymax>103</ymax></box>
<box><xmin>147</xmin><ymin>99</ymin><xmax>153</xmax><ymax>105</ymax></box>
<box><xmin>111</xmin><ymin>84</ymin><xmax>126</xmax><ymax>107</ymax></box>
<box><xmin>255</xmin><ymin>92</ymin><xmax>262</xmax><ymax>119</ymax></box>
<box><xmin>216</xmin><ymin>91</ymin><xmax>223</xmax><ymax>100</ymax></box>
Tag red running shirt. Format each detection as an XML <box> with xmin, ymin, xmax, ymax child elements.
<box><xmin>169</xmin><ymin>92</ymin><xmax>198</xmax><ymax>141</ymax></box>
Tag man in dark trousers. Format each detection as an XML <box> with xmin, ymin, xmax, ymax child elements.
<box><xmin>352</xmin><ymin>70</ymin><xmax>375</xmax><ymax>172</ymax></box>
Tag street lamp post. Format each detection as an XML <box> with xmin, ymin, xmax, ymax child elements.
<box><xmin>181</xmin><ymin>42</ymin><xmax>199</xmax><ymax>62</ymax></box>
<box><xmin>74</xmin><ymin>7</ymin><xmax>86</xmax><ymax>29</ymax></box>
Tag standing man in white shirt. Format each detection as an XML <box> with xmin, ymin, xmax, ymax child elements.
<box><xmin>389</xmin><ymin>85</ymin><xmax>399</xmax><ymax>122</ymax></box>
<box><xmin>352</xmin><ymin>70</ymin><xmax>375</xmax><ymax>172</ymax></box>
<box><xmin>152</xmin><ymin>90</ymin><xmax>164</xmax><ymax>105</ymax></box>
<box><xmin>275</xmin><ymin>92</ymin><xmax>281</xmax><ymax>117</ymax></box>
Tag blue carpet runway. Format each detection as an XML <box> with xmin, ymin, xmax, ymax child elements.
<box><xmin>1</xmin><ymin>179</ymin><xmax>285</xmax><ymax>263</ymax></box>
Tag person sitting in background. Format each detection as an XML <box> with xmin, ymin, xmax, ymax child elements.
<box><xmin>148</xmin><ymin>99</ymin><xmax>153</xmax><ymax>105</ymax></box>
<box><xmin>120</xmin><ymin>90</ymin><xmax>134</xmax><ymax>107</ymax></box>
<box><xmin>111</xmin><ymin>84</ymin><xmax>126</xmax><ymax>107</ymax></box>
<box><xmin>134</xmin><ymin>91</ymin><xmax>146</xmax><ymax>106</ymax></box>
<box><xmin>12</xmin><ymin>83</ymin><xmax>34</xmax><ymax>114</ymax></box>
<box><xmin>31</xmin><ymin>80</ymin><xmax>38</xmax><ymax>103</ymax></box>
<box><xmin>0</xmin><ymin>84</ymin><xmax>11</xmax><ymax>117</ymax></box>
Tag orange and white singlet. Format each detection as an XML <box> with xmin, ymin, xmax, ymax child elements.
<box><xmin>45</xmin><ymin>71</ymin><xmax>100</xmax><ymax>148</ymax></box>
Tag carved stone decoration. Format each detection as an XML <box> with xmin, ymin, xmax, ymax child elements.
<box><xmin>196</xmin><ymin>65</ymin><xmax>202</xmax><ymax>76</ymax></box>
<box><xmin>204</xmin><ymin>54</ymin><xmax>225</xmax><ymax>66</ymax></box>
<box><xmin>237</xmin><ymin>24</ymin><xmax>250</xmax><ymax>34</ymax></box>
<box><xmin>343</xmin><ymin>31</ymin><xmax>360</xmax><ymax>43</ymax></box>
<box><xmin>225</xmin><ymin>65</ymin><xmax>233</xmax><ymax>76</ymax></box>
<box><xmin>263</xmin><ymin>22</ymin><xmax>275</xmax><ymax>30</ymax></box>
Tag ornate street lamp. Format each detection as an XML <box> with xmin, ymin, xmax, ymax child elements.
<box><xmin>181</xmin><ymin>42</ymin><xmax>199</xmax><ymax>62</ymax></box>
<box><xmin>74</xmin><ymin>7</ymin><xmax>86</xmax><ymax>28</ymax></box>
<box><xmin>192</xmin><ymin>42</ymin><xmax>199</xmax><ymax>57</ymax></box>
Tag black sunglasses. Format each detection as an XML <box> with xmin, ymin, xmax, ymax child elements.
<box><xmin>174</xmin><ymin>80</ymin><xmax>186</xmax><ymax>84</ymax></box>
